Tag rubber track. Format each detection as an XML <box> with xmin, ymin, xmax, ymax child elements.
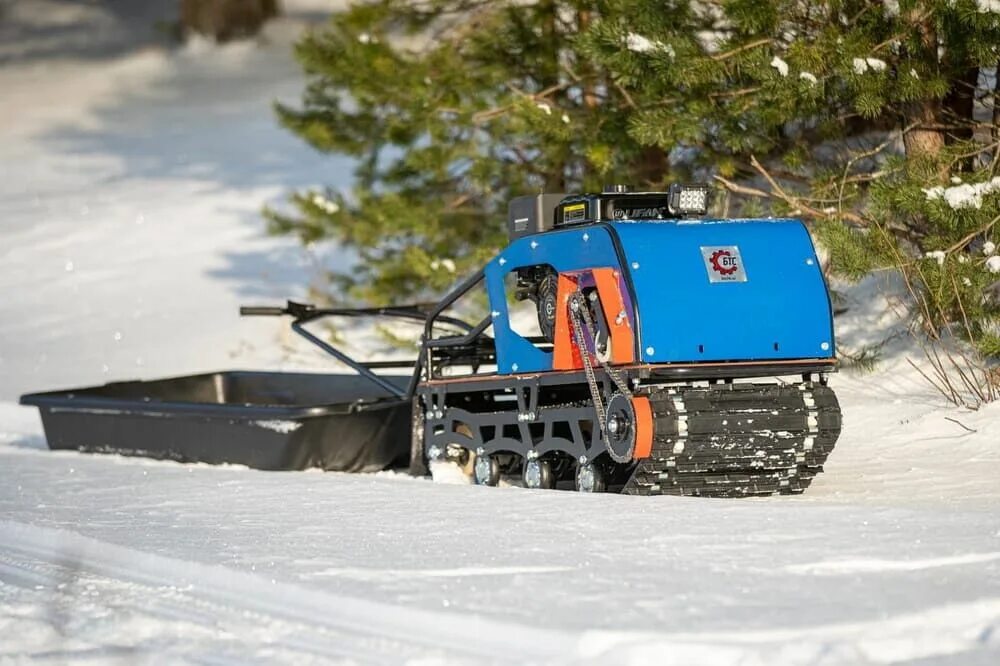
<box><xmin>623</xmin><ymin>383</ymin><xmax>841</xmax><ymax>497</ymax></box>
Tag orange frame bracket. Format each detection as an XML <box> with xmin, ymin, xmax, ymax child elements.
<box><xmin>552</xmin><ymin>268</ymin><xmax>635</xmax><ymax>370</ymax></box>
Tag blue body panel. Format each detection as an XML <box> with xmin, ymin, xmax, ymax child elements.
<box><xmin>612</xmin><ymin>219</ymin><xmax>834</xmax><ymax>364</ymax></box>
<box><xmin>485</xmin><ymin>218</ymin><xmax>834</xmax><ymax>374</ymax></box>
<box><xmin>484</xmin><ymin>227</ymin><xmax>620</xmax><ymax>374</ymax></box>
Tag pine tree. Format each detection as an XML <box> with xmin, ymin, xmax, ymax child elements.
<box><xmin>271</xmin><ymin>1</ymin><xmax>1000</xmax><ymax>359</ymax></box>
<box><xmin>579</xmin><ymin>1</ymin><xmax>1000</xmax><ymax>355</ymax></box>
<box><xmin>267</xmin><ymin>0</ymin><xmax>669</xmax><ymax>304</ymax></box>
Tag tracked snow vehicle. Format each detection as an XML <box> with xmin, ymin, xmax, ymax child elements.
<box><xmin>412</xmin><ymin>184</ymin><xmax>841</xmax><ymax>496</ymax></box>
<box><xmin>21</xmin><ymin>185</ymin><xmax>841</xmax><ymax>496</ymax></box>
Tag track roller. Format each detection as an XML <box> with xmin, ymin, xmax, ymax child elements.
<box><xmin>575</xmin><ymin>461</ymin><xmax>605</xmax><ymax>493</ymax></box>
<box><xmin>523</xmin><ymin>458</ymin><xmax>554</xmax><ymax>489</ymax></box>
<box><xmin>473</xmin><ymin>454</ymin><xmax>500</xmax><ymax>486</ymax></box>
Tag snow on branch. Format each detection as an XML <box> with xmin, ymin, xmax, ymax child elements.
<box><xmin>924</xmin><ymin>177</ymin><xmax>1000</xmax><ymax>210</ymax></box>
<box><xmin>624</xmin><ymin>33</ymin><xmax>674</xmax><ymax>57</ymax></box>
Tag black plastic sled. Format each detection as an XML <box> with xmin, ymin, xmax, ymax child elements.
<box><xmin>19</xmin><ymin>302</ymin><xmax>428</xmax><ymax>472</ymax></box>
<box><xmin>20</xmin><ymin>372</ymin><xmax>412</xmax><ymax>472</ymax></box>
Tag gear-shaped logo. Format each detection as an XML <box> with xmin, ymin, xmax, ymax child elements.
<box><xmin>709</xmin><ymin>249</ymin><xmax>738</xmax><ymax>276</ymax></box>
<box><xmin>701</xmin><ymin>245</ymin><xmax>747</xmax><ymax>283</ymax></box>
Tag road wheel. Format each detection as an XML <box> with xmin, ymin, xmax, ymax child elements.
<box><xmin>575</xmin><ymin>462</ymin><xmax>606</xmax><ymax>493</ymax></box>
<box><xmin>473</xmin><ymin>454</ymin><xmax>500</xmax><ymax>487</ymax></box>
<box><xmin>522</xmin><ymin>458</ymin><xmax>554</xmax><ymax>490</ymax></box>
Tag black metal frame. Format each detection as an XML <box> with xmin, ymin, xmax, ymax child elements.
<box><xmin>241</xmin><ymin>301</ymin><xmax>433</xmax><ymax>400</ymax></box>
<box><xmin>241</xmin><ymin>283</ymin><xmax>498</xmax><ymax>401</ymax></box>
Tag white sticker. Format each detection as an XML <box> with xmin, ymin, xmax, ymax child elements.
<box><xmin>701</xmin><ymin>246</ymin><xmax>748</xmax><ymax>283</ymax></box>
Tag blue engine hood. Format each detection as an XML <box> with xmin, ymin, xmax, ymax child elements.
<box><xmin>612</xmin><ymin>219</ymin><xmax>834</xmax><ymax>364</ymax></box>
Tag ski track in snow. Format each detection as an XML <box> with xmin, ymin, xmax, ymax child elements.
<box><xmin>304</xmin><ymin>565</ymin><xmax>576</xmax><ymax>581</ymax></box>
<box><xmin>0</xmin><ymin>521</ymin><xmax>573</xmax><ymax>665</ymax></box>
<box><xmin>2</xmin><ymin>2</ymin><xmax>1000</xmax><ymax>664</ymax></box>
<box><xmin>1</xmin><ymin>516</ymin><xmax>999</xmax><ymax>665</ymax></box>
<box><xmin>787</xmin><ymin>553</ymin><xmax>1000</xmax><ymax>576</ymax></box>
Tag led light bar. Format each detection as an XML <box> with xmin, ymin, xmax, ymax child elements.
<box><xmin>668</xmin><ymin>183</ymin><xmax>710</xmax><ymax>216</ymax></box>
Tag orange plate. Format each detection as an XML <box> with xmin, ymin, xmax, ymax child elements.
<box><xmin>632</xmin><ymin>395</ymin><xmax>653</xmax><ymax>459</ymax></box>
<box><xmin>591</xmin><ymin>267</ymin><xmax>634</xmax><ymax>364</ymax></box>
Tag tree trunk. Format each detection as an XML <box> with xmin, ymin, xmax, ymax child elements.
<box><xmin>903</xmin><ymin>99</ymin><xmax>947</xmax><ymax>158</ymax></box>
<box><xmin>577</xmin><ymin>10</ymin><xmax>599</xmax><ymax>110</ymax></box>
<box><xmin>902</xmin><ymin>9</ymin><xmax>946</xmax><ymax>161</ymax></box>
<box><xmin>942</xmin><ymin>65</ymin><xmax>979</xmax><ymax>145</ymax></box>
<box><xmin>539</xmin><ymin>0</ymin><xmax>566</xmax><ymax>192</ymax></box>
<box><xmin>180</xmin><ymin>0</ymin><xmax>280</xmax><ymax>43</ymax></box>
<box><xmin>993</xmin><ymin>60</ymin><xmax>1000</xmax><ymax>160</ymax></box>
<box><xmin>634</xmin><ymin>147</ymin><xmax>669</xmax><ymax>188</ymax></box>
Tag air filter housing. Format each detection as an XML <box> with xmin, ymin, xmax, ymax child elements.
<box><xmin>507</xmin><ymin>193</ymin><xmax>566</xmax><ymax>240</ymax></box>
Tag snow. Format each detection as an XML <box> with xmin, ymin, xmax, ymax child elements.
<box><xmin>0</xmin><ymin>2</ymin><xmax>357</xmax><ymax>403</ymax></box>
<box><xmin>310</xmin><ymin>193</ymin><xmax>341</xmax><ymax>215</ymax></box>
<box><xmin>987</xmin><ymin>255</ymin><xmax>1000</xmax><ymax>273</ymax></box>
<box><xmin>430</xmin><ymin>258</ymin><xmax>457</xmax><ymax>273</ymax></box>
<box><xmin>625</xmin><ymin>33</ymin><xmax>656</xmax><ymax>53</ymax></box>
<box><xmin>770</xmin><ymin>56</ymin><xmax>789</xmax><ymax>77</ymax></box>
<box><xmin>853</xmin><ymin>57</ymin><xmax>888</xmax><ymax>75</ymax></box>
<box><xmin>2</xmin><ymin>383</ymin><xmax>1000</xmax><ymax>663</ymax></box>
<box><xmin>925</xmin><ymin>250</ymin><xmax>946</xmax><ymax>265</ymax></box>
<box><xmin>1</xmin><ymin>3</ymin><xmax>1000</xmax><ymax>665</ymax></box>
<box><xmin>624</xmin><ymin>33</ymin><xmax>673</xmax><ymax>57</ymax></box>
<box><xmin>924</xmin><ymin>177</ymin><xmax>1000</xmax><ymax>210</ymax></box>
<box><xmin>799</xmin><ymin>71</ymin><xmax>818</xmax><ymax>85</ymax></box>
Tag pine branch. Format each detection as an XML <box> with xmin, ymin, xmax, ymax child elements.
<box><xmin>710</xmin><ymin>38</ymin><xmax>772</xmax><ymax>62</ymax></box>
<box><xmin>944</xmin><ymin>214</ymin><xmax>1000</xmax><ymax>255</ymax></box>
<box><xmin>749</xmin><ymin>155</ymin><xmax>871</xmax><ymax>226</ymax></box>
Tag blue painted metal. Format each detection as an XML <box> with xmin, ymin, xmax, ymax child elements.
<box><xmin>486</xmin><ymin>217</ymin><xmax>834</xmax><ymax>375</ymax></box>
<box><xmin>611</xmin><ymin>218</ymin><xmax>834</xmax><ymax>363</ymax></box>
<box><xmin>484</xmin><ymin>227</ymin><xmax>621</xmax><ymax>374</ymax></box>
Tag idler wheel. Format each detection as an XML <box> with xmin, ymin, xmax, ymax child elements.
<box><xmin>473</xmin><ymin>454</ymin><xmax>500</xmax><ymax>486</ymax></box>
<box><xmin>604</xmin><ymin>393</ymin><xmax>637</xmax><ymax>463</ymax></box>
<box><xmin>522</xmin><ymin>458</ymin><xmax>554</xmax><ymax>490</ymax></box>
<box><xmin>574</xmin><ymin>462</ymin><xmax>605</xmax><ymax>493</ymax></box>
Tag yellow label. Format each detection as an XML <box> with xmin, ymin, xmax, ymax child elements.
<box><xmin>563</xmin><ymin>202</ymin><xmax>587</xmax><ymax>222</ymax></box>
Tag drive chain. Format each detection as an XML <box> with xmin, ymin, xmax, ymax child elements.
<box><xmin>567</xmin><ymin>290</ymin><xmax>632</xmax><ymax>443</ymax></box>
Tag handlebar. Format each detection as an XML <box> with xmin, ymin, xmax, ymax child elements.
<box><xmin>240</xmin><ymin>300</ymin><xmax>471</xmax><ymax>330</ymax></box>
<box><xmin>240</xmin><ymin>301</ymin><xmax>317</xmax><ymax>319</ymax></box>
<box><xmin>239</xmin><ymin>306</ymin><xmax>288</xmax><ymax>316</ymax></box>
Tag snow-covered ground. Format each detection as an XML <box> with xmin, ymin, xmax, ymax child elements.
<box><xmin>1</xmin><ymin>2</ymin><xmax>999</xmax><ymax>664</ymax></box>
<box><xmin>0</xmin><ymin>0</ymin><xmax>354</xmax><ymax>403</ymax></box>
